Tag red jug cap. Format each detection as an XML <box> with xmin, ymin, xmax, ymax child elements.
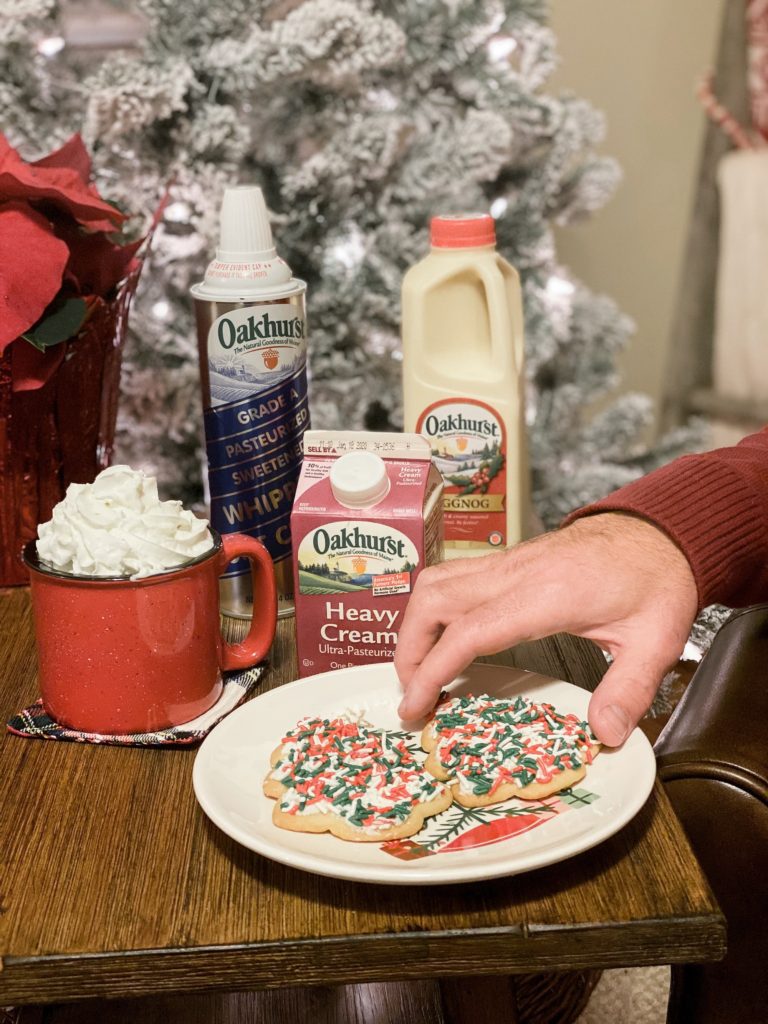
<box><xmin>430</xmin><ymin>213</ymin><xmax>496</xmax><ymax>248</ymax></box>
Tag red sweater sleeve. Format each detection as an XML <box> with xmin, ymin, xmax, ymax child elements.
<box><xmin>563</xmin><ymin>427</ymin><xmax>768</xmax><ymax>609</ymax></box>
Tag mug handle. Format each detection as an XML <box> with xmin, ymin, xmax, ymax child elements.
<box><xmin>217</xmin><ymin>534</ymin><xmax>278</xmax><ymax>671</ymax></box>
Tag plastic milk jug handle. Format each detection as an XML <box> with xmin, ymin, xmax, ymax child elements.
<box><xmin>216</xmin><ymin>534</ymin><xmax>278</xmax><ymax>670</ymax></box>
<box><xmin>478</xmin><ymin>260</ymin><xmax>522</xmax><ymax>376</ymax></box>
<box><xmin>505</xmin><ymin>261</ymin><xmax>525</xmax><ymax>374</ymax></box>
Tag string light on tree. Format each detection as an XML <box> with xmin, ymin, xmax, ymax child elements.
<box><xmin>487</xmin><ymin>35</ymin><xmax>518</xmax><ymax>65</ymax></box>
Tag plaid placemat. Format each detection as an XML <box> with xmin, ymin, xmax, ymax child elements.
<box><xmin>6</xmin><ymin>664</ymin><xmax>264</xmax><ymax>747</ymax></box>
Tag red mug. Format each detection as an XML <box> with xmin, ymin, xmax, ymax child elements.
<box><xmin>23</xmin><ymin>531</ymin><xmax>277</xmax><ymax>734</ymax></box>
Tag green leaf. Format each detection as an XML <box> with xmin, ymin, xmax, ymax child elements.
<box><xmin>20</xmin><ymin>332</ymin><xmax>46</xmax><ymax>352</ymax></box>
<box><xmin>21</xmin><ymin>297</ymin><xmax>88</xmax><ymax>350</ymax></box>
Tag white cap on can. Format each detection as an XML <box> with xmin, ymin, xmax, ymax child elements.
<box><xmin>330</xmin><ymin>451</ymin><xmax>390</xmax><ymax>508</ymax></box>
<box><xmin>218</xmin><ymin>185</ymin><xmax>276</xmax><ymax>260</ymax></box>
<box><xmin>190</xmin><ymin>184</ymin><xmax>304</xmax><ymax>301</ymax></box>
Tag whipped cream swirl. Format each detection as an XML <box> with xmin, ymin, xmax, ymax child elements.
<box><xmin>36</xmin><ymin>465</ymin><xmax>213</xmax><ymax>578</ymax></box>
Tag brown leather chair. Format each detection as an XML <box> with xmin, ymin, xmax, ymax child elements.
<box><xmin>655</xmin><ymin>604</ymin><xmax>768</xmax><ymax>1023</ymax></box>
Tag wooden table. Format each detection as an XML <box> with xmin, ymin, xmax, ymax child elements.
<box><xmin>0</xmin><ymin>587</ymin><xmax>725</xmax><ymax>1013</ymax></box>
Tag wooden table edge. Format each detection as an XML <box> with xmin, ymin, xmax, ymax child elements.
<box><xmin>0</xmin><ymin>914</ymin><xmax>727</xmax><ymax>1006</ymax></box>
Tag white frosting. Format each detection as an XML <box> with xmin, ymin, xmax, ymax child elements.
<box><xmin>36</xmin><ymin>465</ymin><xmax>213</xmax><ymax>578</ymax></box>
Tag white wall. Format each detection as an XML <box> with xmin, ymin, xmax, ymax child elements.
<box><xmin>549</xmin><ymin>0</ymin><xmax>723</xmax><ymax>424</ymax></box>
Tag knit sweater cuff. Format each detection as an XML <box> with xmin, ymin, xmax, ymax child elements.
<box><xmin>562</xmin><ymin>455</ymin><xmax>768</xmax><ymax>609</ymax></box>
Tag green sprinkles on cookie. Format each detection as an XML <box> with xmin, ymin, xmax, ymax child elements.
<box><xmin>429</xmin><ymin>693</ymin><xmax>598</xmax><ymax>797</ymax></box>
<box><xmin>267</xmin><ymin>716</ymin><xmax>448</xmax><ymax>834</ymax></box>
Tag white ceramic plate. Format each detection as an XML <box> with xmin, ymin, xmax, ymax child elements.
<box><xmin>193</xmin><ymin>662</ymin><xmax>656</xmax><ymax>885</ymax></box>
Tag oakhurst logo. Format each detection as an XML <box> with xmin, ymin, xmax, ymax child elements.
<box><xmin>217</xmin><ymin>312</ymin><xmax>305</xmax><ymax>349</ymax></box>
<box><xmin>423</xmin><ymin>410</ymin><xmax>498</xmax><ymax>438</ymax></box>
<box><xmin>313</xmin><ymin>524</ymin><xmax>406</xmax><ymax>558</ymax></box>
<box><xmin>297</xmin><ymin>520</ymin><xmax>419</xmax><ymax>595</ymax></box>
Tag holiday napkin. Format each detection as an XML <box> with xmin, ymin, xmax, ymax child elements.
<box><xmin>6</xmin><ymin>664</ymin><xmax>263</xmax><ymax>747</ymax></box>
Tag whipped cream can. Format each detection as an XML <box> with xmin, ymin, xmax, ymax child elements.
<box><xmin>191</xmin><ymin>186</ymin><xmax>309</xmax><ymax>618</ymax></box>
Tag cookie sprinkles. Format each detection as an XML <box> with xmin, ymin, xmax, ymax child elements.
<box><xmin>423</xmin><ymin>694</ymin><xmax>600</xmax><ymax>807</ymax></box>
<box><xmin>264</xmin><ymin>716</ymin><xmax>452</xmax><ymax>841</ymax></box>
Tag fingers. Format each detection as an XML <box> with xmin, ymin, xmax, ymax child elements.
<box><xmin>394</xmin><ymin>559</ymin><xmax>500</xmax><ymax>690</ymax></box>
<box><xmin>395</xmin><ymin>546</ymin><xmax>572</xmax><ymax>721</ymax></box>
<box><xmin>397</xmin><ymin>593</ymin><xmax>542</xmax><ymax>721</ymax></box>
<box><xmin>587</xmin><ymin>649</ymin><xmax>675</xmax><ymax>746</ymax></box>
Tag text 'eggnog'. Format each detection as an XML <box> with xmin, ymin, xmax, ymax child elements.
<box><xmin>291</xmin><ymin>431</ymin><xmax>443</xmax><ymax>677</ymax></box>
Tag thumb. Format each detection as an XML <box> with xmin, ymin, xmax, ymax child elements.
<box><xmin>587</xmin><ymin>650</ymin><xmax>671</xmax><ymax>747</ymax></box>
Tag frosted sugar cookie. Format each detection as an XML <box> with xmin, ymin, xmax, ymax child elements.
<box><xmin>264</xmin><ymin>716</ymin><xmax>453</xmax><ymax>842</ymax></box>
<box><xmin>422</xmin><ymin>693</ymin><xmax>600</xmax><ymax>807</ymax></box>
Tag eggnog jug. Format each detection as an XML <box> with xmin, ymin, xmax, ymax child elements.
<box><xmin>402</xmin><ymin>213</ymin><xmax>527</xmax><ymax>556</ymax></box>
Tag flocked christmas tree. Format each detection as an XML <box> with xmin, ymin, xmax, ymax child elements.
<box><xmin>5</xmin><ymin>0</ymin><xmax>734</xmax><ymax>664</ymax></box>
<box><xmin>2</xmin><ymin>0</ymin><xmax>703</xmax><ymax>522</ymax></box>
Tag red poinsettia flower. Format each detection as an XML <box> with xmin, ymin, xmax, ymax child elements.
<box><xmin>0</xmin><ymin>200</ymin><xmax>70</xmax><ymax>353</ymax></box>
<box><xmin>0</xmin><ymin>133</ymin><xmax>144</xmax><ymax>391</ymax></box>
<box><xmin>0</xmin><ymin>133</ymin><xmax>124</xmax><ymax>232</ymax></box>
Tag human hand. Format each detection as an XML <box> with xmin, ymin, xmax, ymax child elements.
<box><xmin>395</xmin><ymin>513</ymin><xmax>699</xmax><ymax>746</ymax></box>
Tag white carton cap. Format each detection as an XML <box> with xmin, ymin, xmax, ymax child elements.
<box><xmin>330</xmin><ymin>451</ymin><xmax>390</xmax><ymax>508</ymax></box>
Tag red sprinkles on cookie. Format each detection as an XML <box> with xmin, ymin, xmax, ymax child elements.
<box><xmin>265</xmin><ymin>716</ymin><xmax>452</xmax><ymax>838</ymax></box>
<box><xmin>424</xmin><ymin>694</ymin><xmax>599</xmax><ymax>804</ymax></box>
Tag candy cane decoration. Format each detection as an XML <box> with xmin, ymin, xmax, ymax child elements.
<box><xmin>747</xmin><ymin>0</ymin><xmax>768</xmax><ymax>141</ymax></box>
<box><xmin>696</xmin><ymin>71</ymin><xmax>756</xmax><ymax>150</ymax></box>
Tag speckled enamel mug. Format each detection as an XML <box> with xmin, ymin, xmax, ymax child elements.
<box><xmin>23</xmin><ymin>531</ymin><xmax>277</xmax><ymax>735</ymax></box>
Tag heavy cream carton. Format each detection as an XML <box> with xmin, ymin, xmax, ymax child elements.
<box><xmin>292</xmin><ymin>431</ymin><xmax>443</xmax><ymax>677</ymax></box>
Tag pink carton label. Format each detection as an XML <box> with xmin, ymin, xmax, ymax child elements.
<box><xmin>292</xmin><ymin>433</ymin><xmax>442</xmax><ymax>677</ymax></box>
